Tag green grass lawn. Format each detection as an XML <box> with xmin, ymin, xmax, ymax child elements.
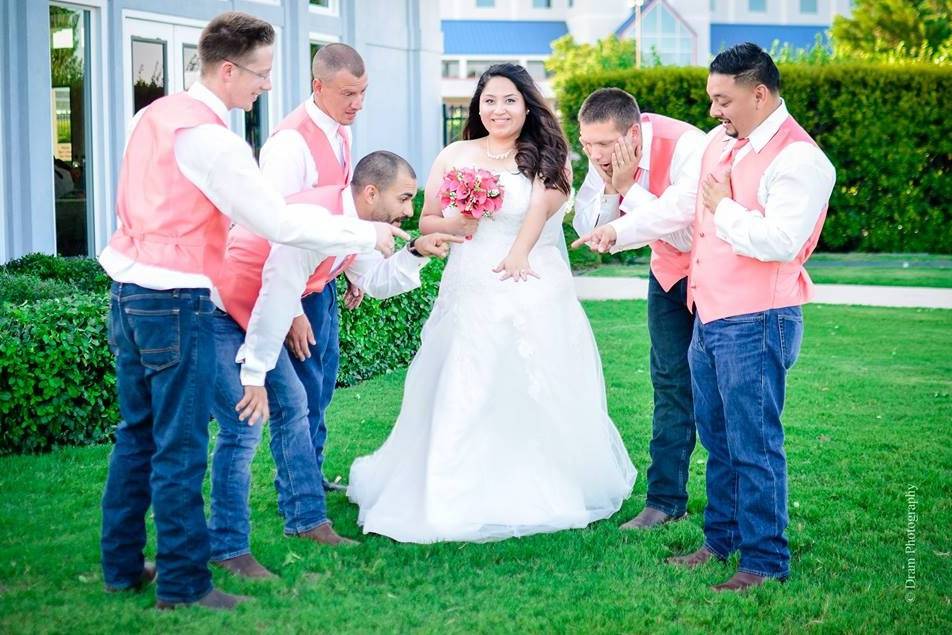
<box><xmin>576</xmin><ymin>253</ymin><xmax>952</xmax><ymax>288</ymax></box>
<box><xmin>1</xmin><ymin>302</ymin><xmax>950</xmax><ymax>632</ymax></box>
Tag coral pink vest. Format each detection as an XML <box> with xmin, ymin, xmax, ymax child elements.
<box><xmin>275</xmin><ymin>102</ymin><xmax>350</xmax><ymax>186</ymax></box>
<box><xmin>686</xmin><ymin>116</ymin><xmax>828</xmax><ymax>323</ymax></box>
<box><xmin>108</xmin><ymin>92</ymin><xmax>229</xmax><ymax>284</ymax></box>
<box><xmin>273</xmin><ymin>102</ymin><xmax>352</xmax><ymax>295</ymax></box>
<box><xmin>218</xmin><ymin>184</ymin><xmax>357</xmax><ymax>331</ymax></box>
<box><xmin>637</xmin><ymin>113</ymin><xmax>702</xmax><ymax>291</ymax></box>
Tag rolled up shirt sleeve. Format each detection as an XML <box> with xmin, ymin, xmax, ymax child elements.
<box><xmin>345</xmin><ymin>247</ymin><xmax>428</xmax><ymax>300</ymax></box>
<box><xmin>236</xmin><ymin>243</ymin><xmax>323</xmax><ymax>386</ymax></box>
<box><xmin>572</xmin><ymin>162</ymin><xmax>621</xmax><ymax>236</ymax></box>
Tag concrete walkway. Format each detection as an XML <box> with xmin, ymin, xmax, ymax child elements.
<box><xmin>573</xmin><ymin>277</ymin><xmax>952</xmax><ymax>310</ymax></box>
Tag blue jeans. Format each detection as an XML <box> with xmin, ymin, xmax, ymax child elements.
<box><xmin>688</xmin><ymin>306</ymin><xmax>804</xmax><ymax>579</ymax></box>
<box><xmin>208</xmin><ymin>310</ymin><xmax>328</xmax><ymax>561</ymax></box>
<box><xmin>645</xmin><ymin>272</ymin><xmax>696</xmax><ymax>517</ymax></box>
<box><xmin>287</xmin><ymin>285</ymin><xmax>341</xmax><ymax>493</ymax></box>
<box><xmin>101</xmin><ymin>283</ymin><xmax>216</xmax><ymax>603</ymax></box>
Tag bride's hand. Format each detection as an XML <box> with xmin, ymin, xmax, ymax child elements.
<box><xmin>493</xmin><ymin>251</ymin><xmax>539</xmax><ymax>282</ymax></box>
<box><xmin>447</xmin><ymin>213</ymin><xmax>480</xmax><ymax>237</ymax></box>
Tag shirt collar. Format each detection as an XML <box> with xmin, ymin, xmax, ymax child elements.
<box><xmin>306</xmin><ymin>95</ymin><xmax>347</xmax><ymax>139</ymax></box>
<box><xmin>639</xmin><ymin>120</ymin><xmax>653</xmax><ymax>171</ymax></box>
<box><xmin>342</xmin><ymin>186</ymin><xmax>359</xmax><ymax>218</ymax></box>
<box><xmin>745</xmin><ymin>98</ymin><xmax>789</xmax><ymax>153</ymax></box>
<box><xmin>187</xmin><ymin>82</ymin><xmax>229</xmax><ymax>125</ymax></box>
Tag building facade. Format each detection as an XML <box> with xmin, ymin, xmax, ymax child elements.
<box><xmin>440</xmin><ymin>0</ymin><xmax>854</xmax><ymax>107</ymax></box>
<box><xmin>0</xmin><ymin>0</ymin><xmax>442</xmax><ymax>262</ymax></box>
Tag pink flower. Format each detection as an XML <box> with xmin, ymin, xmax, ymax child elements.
<box><xmin>437</xmin><ymin>166</ymin><xmax>505</xmax><ymax>222</ymax></box>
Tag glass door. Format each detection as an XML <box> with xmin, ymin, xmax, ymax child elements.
<box><xmin>49</xmin><ymin>4</ymin><xmax>93</xmax><ymax>256</ymax></box>
<box><xmin>123</xmin><ymin>17</ymin><xmax>202</xmax><ymax>120</ymax></box>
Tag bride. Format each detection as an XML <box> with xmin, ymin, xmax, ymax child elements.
<box><xmin>347</xmin><ymin>63</ymin><xmax>636</xmax><ymax>542</ymax></box>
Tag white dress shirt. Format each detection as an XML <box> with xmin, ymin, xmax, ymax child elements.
<box><xmin>258</xmin><ymin>95</ymin><xmax>351</xmax><ymax>196</ymax></box>
<box><xmin>238</xmin><ymin>188</ymin><xmax>428</xmax><ymax>386</ymax></box>
<box><xmin>572</xmin><ymin>120</ymin><xmax>706</xmax><ymax>253</ymax></box>
<box><xmin>98</xmin><ymin>83</ymin><xmax>375</xmax><ymax>303</ymax></box>
<box><xmin>712</xmin><ymin>100</ymin><xmax>836</xmax><ymax>262</ymax></box>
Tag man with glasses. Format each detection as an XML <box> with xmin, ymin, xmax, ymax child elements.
<box><xmin>98</xmin><ymin>12</ymin><xmax>406</xmax><ymax>611</ymax></box>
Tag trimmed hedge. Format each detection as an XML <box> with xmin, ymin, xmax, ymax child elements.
<box><xmin>0</xmin><ymin>294</ymin><xmax>116</xmax><ymax>453</ymax></box>
<box><xmin>0</xmin><ymin>253</ymin><xmax>444</xmax><ymax>454</ymax></box>
<box><xmin>558</xmin><ymin>64</ymin><xmax>952</xmax><ymax>254</ymax></box>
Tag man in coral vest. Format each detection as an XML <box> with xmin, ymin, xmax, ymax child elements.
<box><xmin>664</xmin><ymin>43</ymin><xmax>835</xmax><ymax>592</ymax></box>
<box><xmin>257</xmin><ymin>43</ymin><xmax>370</xmax><ymax>501</ymax></box>
<box><xmin>97</xmin><ymin>12</ymin><xmax>406</xmax><ymax>610</ymax></box>
<box><xmin>208</xmin><ymin>152</ymin><xmax>460</xmax><ymax>577</ymax></box>
<box><xmin>572</xmin><ymin>88</ymin><xmax>706</xmax><ymax>530</ymax></box>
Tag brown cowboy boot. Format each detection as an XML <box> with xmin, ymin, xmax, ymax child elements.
<box><xmin>156</xmin><ymin>587</ymin><xmax>251</xmax><ymax>611</ymax></box>
<box><xmin>620</xmin><ymin>507</ymin><xmax>687</xmax><ymax>530</ymax></box>
<box><xmin>712</xmin><ymin>571</ymin><xmax>785</xmax><ymax>592</ymax></box>
<box><xmin>211</xmin><ymin>553</ymin><xmax>277</xmax><ymax>580</ymax></box>
<box><xmin>666</xmin><ymin>547</ymin><xmax>721</xmax><ymax>569</ymax></box>
<box><xmin>297</xmin><ymin>522</ymin><xmax>359</xmax><ymax>546</ymax></box>
<box><xmin>105</xmin><ymin>561</ymin><xmax>156</xmax><ymax>593</ymax></box>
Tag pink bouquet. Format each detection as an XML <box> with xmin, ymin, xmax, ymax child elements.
<box><xmin>438</xmin><ymin>167</ymin><xmax>504</xmax><ymax>238</ymax></box>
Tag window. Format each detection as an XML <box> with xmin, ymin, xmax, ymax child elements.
<box><xmin>476</xmin><ymin>0</ymin><xmax>495</xmax><ymax>7</ymax></box>
<box><xmin>245</xmin><ymin>94</ymin><xmax>268</xmax><ymax>160</ymax></box>
<box><xmin>532</xmin><ymin>0</ymin><xmax>552</xmax><ymax>8</ymax></box>
<box><xmin>710</xmin><ymin>0</ymin><xmax>716</xmax><ymax>11</ymax></box>
<box><xmin>799</xmin><ymin>0</ymin><xmax>817</xmax><ymax>13</ymax></box>
<box><xmin>466</xmin><ymin>59</ymin><xmax>509</xmax><ymax>78</ymax></box>
<box><xmin>309</xmin><ymin>0</ymin><xmax>337</xmax><ymax>15</ymax></box>
<box><xmin>182</xmin><ymin>44</ymin><xmax>199</xmax><ymax>91</ymax></box>
<box><xmin>50</xmin><ymin>5</ymin><xmax>94</xmax><ymax>256</ymax></box>
<box><xmin>526</xmin><ymin>60</ymin><xmax>550</xmax><ymax>80</ymax></box>
<box><xmin>442</xmin><ymin>60</ymin><xmax>460</xmax><ymax>78</ymax></box>
<box><xmin>748</xmin><ymin>0</ymin><xmax>766</xmax><ymax>11</ymax></box>
<box><xmin>639</xmin><ymin>3</ymin><xmax>694</xmax><ymax>66</ymax></box>
<box><xmin>131</xmin><ymin>37</ymin><xmax>167</xmax><ymax>114</ymax></box>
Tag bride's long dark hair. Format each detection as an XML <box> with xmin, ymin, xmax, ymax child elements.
<box><xmin>461</xmin><ymin>63</ymin><xmax>570</xmax><ymax>195</ymax></box>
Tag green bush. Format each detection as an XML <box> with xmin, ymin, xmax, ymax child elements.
<box><xmin>1</xmin><ymin>252</ymin><xmax>110</xmax><ymax>293</ymax></box>
<box><xmin>0</xmin><ymin>294</ymin><xmax>116</xmax><ymax>454</ymax></box>
<box><xmin>558</xmin><ymin>64</ymin><xmax>952</xmax><ymax>253</ymax></box>
<box><xmin>0</xmin><ymin>252</ymin><xmax>445</xmax><ymax>453</ymax></box>
<box><xmin>336</xmin><ymin>256</ymin><xmax>444</xmax><ymax>387</ymax></box>
<box><xmin>0</xmin><ymin>272</ymin><xmax>82</xmax><ymax>305</ymax></box>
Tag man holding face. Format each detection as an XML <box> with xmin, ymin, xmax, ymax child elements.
<box><xmin>572</xmin><ymin>89</ymin><xmax>706</xmax><ymax>530</ymax></box>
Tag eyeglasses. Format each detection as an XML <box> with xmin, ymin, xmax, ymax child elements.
<box><xmin>225</xmin><ymin>59</ymin><xmax>271</xmax><ymax>81</ymax></box>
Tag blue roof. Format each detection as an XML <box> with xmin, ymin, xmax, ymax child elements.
<box><xmin>710</xmin><ymin>23</ymin><xmax>830</xmax><ymax>53</ymax></box>
<box><xmin>442</xmin><ymin>20</ymin><xmax>569</xmax><ymax>56</ymax></box>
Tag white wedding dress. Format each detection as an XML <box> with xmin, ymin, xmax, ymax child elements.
<box><xmin>347</xmin><ymin>169</ymin><xmax>637</xmax><ymax>543</ymax></box>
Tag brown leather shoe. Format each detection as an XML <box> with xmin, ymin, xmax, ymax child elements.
<box><xmin>211</xmin><ymin>553</ymin><xmax>277</xmax><ymax>580</ymax></box>
<box><xmin>620</xmin><ymin>507</ymin><xmax>687</xmax><ymax>530</ymax></box>
<box><xmin>712</xmin><ymin>571</ymin><xmax>780</xmax><ymax>592</ymax></box>
<box><xmin>156</xmin><ymin>587</ymin><xmax>251</xmax><ymax>611</ymax></box>
<box><xmin>666</xmin><ymin>547</ymin><xmax>721</xmax><ymax>569</ymax></box>
<box><xmin>297</xmin><ymin>522</ymin><xmax>359</xmax><ymax>546</ymax></box>
<box><xmin>105</xmin><ymin>561</ymin><xmax>157</xmax><ymax>592</ymax></box>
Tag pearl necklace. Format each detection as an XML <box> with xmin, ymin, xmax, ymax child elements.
<box><xmin>485</xmin><ymin>139</ymin><xmax>515</xmax><ymax>161</ymax></box>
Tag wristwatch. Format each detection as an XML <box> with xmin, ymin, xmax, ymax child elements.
<box><xmin>407</xmin><ymin>237</ymin><xmax>423</xmax><ymax>258</ymax></box>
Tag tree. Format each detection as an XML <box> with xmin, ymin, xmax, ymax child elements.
<box><xmin>545</xmin><ymin>35</ymin><xmax>638</xmax><ymax>92</ymax></box>
<box><xmin>831</xmin><ymin>0</ymin><xmax>952</xmax><ymax>60</ymax></box>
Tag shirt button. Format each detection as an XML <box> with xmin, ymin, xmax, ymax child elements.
<box><xmin>691</xmin><ymin>284</ymin><xmax>697</xmax><ymax>289</ymax></box>
<box><xmin>696</xmin><ymin>258</ymin><xmax>701</xmax><ymax>264</ymax></box>
<box><xmin>699</xmin><ymin>231</ymin><xmax>705</xmax><ymax>238</ymax></box>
